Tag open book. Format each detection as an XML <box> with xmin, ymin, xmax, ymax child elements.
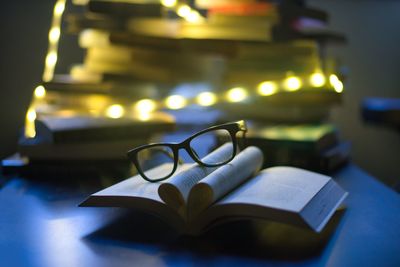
<box><xmin>80</xmin><ymin>143</ymin><xmax>348</xmax><ymax>235</ymax></box>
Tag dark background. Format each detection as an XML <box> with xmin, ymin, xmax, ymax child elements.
<box><xmin>0</xmin><ymin>0</ymin><xmax>399</xmax><ymax>186</ymax></box>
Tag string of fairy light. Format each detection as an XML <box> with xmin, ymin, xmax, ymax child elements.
<box><xmin>118</xmin><ymin>73</ymin><xmax>343</xmax><ymax>118</ymax></box>
<box><xmin>161</xmin><ymin>0</ymin><xmax>204</xmax><ymax>23</ymax></box>
<box><xmin>42</xmin><ymin>72</ymin><xmax>341</xmax><ymax>120</ymax></box>
<box><xmin>25</xmin><ymin>0</ymin><xmax>344</xmax><ymax>138</ymax></box>
<box><xmin>26</xmin><ymin>0</ymin><xmax>66</xmax><ymax>138</ymax></box>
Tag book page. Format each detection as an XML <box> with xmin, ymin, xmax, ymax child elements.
<box><xmin>187</xmin><ymin>146</ymin><xmax>264</xmax><ymax>219</ymax></box>
<box><xmin>217</xmin><ymin>167</ymin><xmax>331</xmax><ymax>211</ymax></box>
<box><xmin>190</xmin><ymin>167</ymin><xmax>347</xmax><ymax>234</ymax></box>
<box><xmin>158</xmin><ymin>143</ymin><xmax>234</xmax><ymax>213</ymax></box>
<box><xmin>79</xmin><ymin>163</ymin><xmax>188</xmax><ymax>229</ymax></box>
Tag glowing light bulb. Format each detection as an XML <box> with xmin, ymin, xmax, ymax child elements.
<box><xmin>165</xmin><ymin>95</ymin><xmax>187</xmax><ymax>109</ymax></box>
<box><xmin>329</xmin><ymin>74</ymin><xmax>344</xmax><ymax>93</ymax></box>
<box><xmin>196</xmin><ymin>92</ymin><xmax>217</xmax><ymax>106</ymax></box>
<box><xmin>333</xmin><ymin>81</ymin><xmax>344</xmax><ymax>93</ymax></box>
<box><xmin>309</xmin><ymin>72</ymin><xmax>326</xmax><ymax>87</ymax></box>
<box><xmin>45</xmin><ymin>51</ymin><xmax>57</xmax><ymax>67</ymax></box>
<box><xmin>25</xmin><ymin>108</ymin><xmax>37</xmax><ymax>138</ymax></box>
<box><xmin>54</xmin><ymin>1</ymin><xmax>65</xmax><ymax>16</ymax></box>
<box><xmin>257</xmin><ymin>81</ymin><xmax>278</xmax><ymax>96</ymax></box>
<box><xmin>27</xmin><ymin>108</ymin><xmax>37</xmax><ymax>122</ymax></box>
<box><xmin>138</xmin><ymin>112</ymin><xmax>151</xmax><ymax>121</ymax></box>
<box><xmin>43</xmin><ymin>0</ymin><xmax>65</xmax><ymax>82</ymax></box>
<box><xmin>34</xmin><ymin>85</ymin><xmax>46</xmax><ymax>99</ymax></box>
<box><xmin>329</xmin><ymin>74</ymin><xmax>339</xmax><ymax>85</ymax></box>
<box><xmin>49</xmin><ymin>27</ymin><xmax>60</xmax><ymax>43</ymax></box>
<box><xmin>135</xmin><ymin>99</ymin><xmax>157</xmax><ymax>113</ymax></box>
<box><xmin>177</xmin><ymin>5</ymin><xmax>191</xmax><ymax>17</ymax></box>
<box><xmin>161</xmin><ymin>0</ymin><xmax>176</xmax><ymax>8</ymax></box>
<box><xmin>185</xmin><ymin>10</ymin><xmax>204</xmax><ymax>23</ymax></box>
<box><xmin>106</xmin><ymin>104</ymin><xmax>125</xmax><ymax>119</ymax></box>
<box><xmin>283</xmin><ymin>76</ymin><xmax>302</xmax><ymax>91</ymax></box>
<box><xmin>226</xmin><ymin>87</ymin><xmax>248</xmax><ymax>102</ymax></box>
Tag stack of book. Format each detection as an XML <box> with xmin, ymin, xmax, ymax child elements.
<box><xmin>4</xmin><ymin>113</ymin><xmax>175</xmax><ymax>178</ymax></box>
<box><xmin>9</xmin><ymin>0</ymin><xmax>350</xmax><ymax>176</ymax></box>
<box><xmin>37</xmin><ymin>0</ymin><xmax>346</xmax><ymax>123</ymax></box>
<box><xmin>216</xmin><ymin>123</ymin><xmax>350</xmax><ymax>173</ymax></box>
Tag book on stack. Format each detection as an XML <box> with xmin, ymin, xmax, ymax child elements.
<box><xmin>20</xmin><ymin>113</ymin><xmax>175</xmax><ymax>160</ymax></box>
<box><xmin>217</xmin><ymin>123</ymin><xmax>350</xmax><ymax>173</ymax></box>
<box><xmin>11</xmin><ymin>113</ymin><xmax>176</xmax><ymax>177</ymax></box>
<box><xmin>218</xmin><ymin>90</ymin><xmax>342</xmax><ymax>122</ymax></box>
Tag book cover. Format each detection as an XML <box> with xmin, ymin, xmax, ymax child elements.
<box><xmin>34</xmin><ymin>113</ymin><xmax>175</xmax><ymax>144</ymax></box>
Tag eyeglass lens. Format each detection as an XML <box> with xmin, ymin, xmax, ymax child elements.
<box><xmin>137</xmin><ymin>145</ymin><xmax>175</xmax><ymax>181</ymax></box>
<box><xmin>190</xmin><ymin>129</ymin><xmax>234</xmax><ymax>165</ymax></box>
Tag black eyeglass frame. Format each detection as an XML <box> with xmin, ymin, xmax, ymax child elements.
<box><xmin>127</xmin><ymin>120</ymin><xmax>247</xmax><ymax>182</ymax></box>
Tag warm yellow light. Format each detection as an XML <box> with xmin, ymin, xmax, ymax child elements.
<box><xmin>310</xmin><ymin>72</ymin><xmax>326</xmax><ymax>87</ymax></box>
<box><xmin>185</xmin><ymin>10</ymin><xmax>204</xmax><ymax>23</ymax></box>
<box><xmin>138</xmin><ymin>112</ymin><xmax>151</xmax><ymax>121</ymax></box>
<box><xmin>257</xmin><ymin>81</ymin><xmax>278</xmax><ymax>96</ymax></box>
<box><xmin>72</xmin><ymin>0</ymin><xmax>89</xmax><ymax>5</ymax></box>
<box><xmin>283</xmin><ymin>76</ymin><xmax>302</xmax><ymax>91</ymax></box>
<box><xmin>34</xmin><ymin>85</ymin><xmax>46</xmax><ymax>99</ymax></box>
<box><xmin>45</xmin><ymin>51</ymin><xmax>58</xmax><ymax>67</ymax></box>
<box><xmin>135</xmin><ymin>99</ymin><xmax>157</xmax><ymax>113</ymax></box>
<box><xmin>25</xmin><ymin>116</ymin><xmax>36</xmax><ymax>137</ymax></box>
<box><xmin>43</xmin><ymin>0</ymin><xmax>65</xmax><ymax>82</ymax></box>
<box><xmin>25</xmin><ymin>124</ymin><xmax>36</xmax><ymax>138</ymax></box>
<box><xmin>161</xmin><ymin>0</ymin><xmax>177</xmax><ymax>8</ymax></box>
<box><xmin>329</xmin><ymin>74</ymin><xmax>344</xmax><ymax>93</ymax></box>
<box><xmin>177</xmin><ymin>5</ymin><xmax>191</xmax><ymax>17</ymax></box>
<box><xmin>79</xmin><ymin>30</ymin><xmax>109</xmax><ymax>48</ymax></box>
<box><xmin>329</xmin><ymin>74</ymin><xmax>339</xmax><ymax>85</ymax></box>
<box><xmin>86</xmin><ymin>95</ymin><xmax>109</xmax><ymax>111</ymax></box>
<box><xmin>105</xmin><ymin>104</ymin><xmax>125</xmax><ymax>119</ymax></box>
<box><xmin>196</xmin><ymin>92</ymin><xmax>217</xmax><ymax>106</ymax></box>
<box><xmin>165</xmin><ymin>95</ymin><xmax>187</xmax><ymax>109</ymax></box>
<box><xmin>27</xmin><ymin>108</ymin><xmax>37</xmax><ymax>122</ymax></box>
<box><xmin>25</xmin><ymin>107</ymin><xmax>37</xmax><ymax>138</ymax></box>
<box><xmin>54</xmin><ymin>1</ymin><xmax>65</xmax><ymax>16</ymax></box>
<box><xmin>57</xmin><ymin>109</ymin><xmax>78</xmax><ymax>118</ymax></box>
<box><xmin>49</xmin><ymin>27</ymin><xmax>61</xmax><ymax>43</ymax></box>
<box><xmin>333</xmin><ymin>80</ymin><xmax>344</xmax><ymax>93</ymax></box>
<box><xmin>226</xmin><ymin>87</ymin><xmax>248</xmax><ymax>102</ymax></box>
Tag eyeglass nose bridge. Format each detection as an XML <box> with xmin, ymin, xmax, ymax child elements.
<box><xmin>167</xmin><ymin>145</ymin><xmax>187</xmax><ymax>165</ymax></box>
<box><xmin>178</xmin><ymin>140</ymin><xmax>207</xmax><ymax>166</ymax></box>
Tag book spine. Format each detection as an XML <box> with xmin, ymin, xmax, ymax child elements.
<box><xmin>87</xmin><ymin>1</ymin><xmax>163</xmax><ymax>17</ymax></box>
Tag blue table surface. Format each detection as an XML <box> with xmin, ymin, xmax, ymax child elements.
<box><xmin>1</xmin><ymin>162</ymin><xmax>400</xmax><ymax>267</ymax></box>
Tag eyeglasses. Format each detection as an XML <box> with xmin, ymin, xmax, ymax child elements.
<box><xmin>127</xmin><ymin>120</ymin><xmax>247</xmax><ymax>182</ymax></box>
